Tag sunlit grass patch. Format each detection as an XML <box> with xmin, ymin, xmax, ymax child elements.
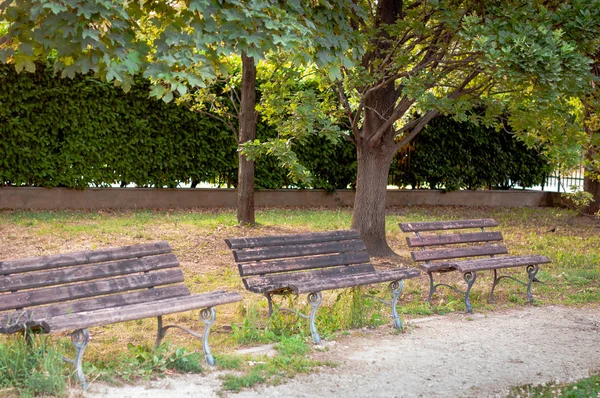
<box><xmin>219</xmin><ymin>335</ymin><xmax>335</xmax><ymax>393</ymax></box>
<box><xmin>1</xmin><ymin>205</ymin><xmax>599</xmax><ymax>393</ymax></box>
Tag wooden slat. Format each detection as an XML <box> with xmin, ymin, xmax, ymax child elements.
<box><xmin>410</xmin><ymin>245</ymin><xmax>508</xmax><ymax>262</ymax></box>
<box><xmin>41</xmin><ymin>291</ymin><xmax>243</xmax><ymax>333</ymax></box>
<box><xmin>0</xmin><ymin>254</ymin><xmax>179</xmax><ymax>293</ymax></box>
<box><xmin>292</xmin><ymin>267</ymin><xmax>421</xmax><ymax>294</ymax></box>
<box><xmin>399</xmin><ymin>219</ymin><xmax>498</xmax><ymax>233</ymax></box>
<box><xmin>233</xmin><ymin>240</ymin><xmax>366</xmax><ymax>263</ymax></box>
<box><xmin>0</xmin><ymin>242</ymin><xmax>172</xmax><ymax>276</ymax></box>
<box><xmin>0</xmin><ymin>285</ymin><xmax>190</xmax><ymax>334</ymax></box>
<box><xmin>405</xmin><ymin>232</ymin><xmax>503</xmax><ymax>248</ymax></box>
<box><xmin>244</xmin><ymin>263</ymin><xmax>376</xmax><ymax>294</ymax></box>
<box><xmin>367</xmin><ymin>267</ymin><xmax>422</xmax><ymax>282</ymax></box>
<box><xmin>450</xmin><ymin>255</ymin><xmax>552</xmax><ymax>273</ymax></box>
<box><xmin>0</xmin><ymin>269</ymin><xmax>184</xmax><ymax>312</ymax></box>
<box><xmin>225</xmin><ymin>230</ymin><xmax>360</xmax><ymax>250</ymax></box>
<box><xmin>239</xmin><ymin>252</ymin><xmax>371</xmax><ymax>277</ymax></box>
<box><xmin>419</xmin><ymin>262</ymin><xmax>456</xmax><ymax>273</ymax></box>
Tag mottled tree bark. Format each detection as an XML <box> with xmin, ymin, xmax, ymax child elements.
<box><xmin>237</xmin><ymin>53</ymin><xmax>257</xmax><ymax>225</ymax></box>
<box><xmin>583</xmin><ymin>148</ymin><xmax>600</xmax><ymax>214</ymax></box>
<box><xmin>583</xmin><ymin>50</ymin><xmax>600</xmax><ymax>215</ymax></box>
<box><xmin>350</xmin><ymin>0</ymin><xmax>403</xmax><ymax>256</ymax></box>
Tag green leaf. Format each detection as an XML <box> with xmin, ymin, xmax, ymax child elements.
<box><xmin>162</xmin><ymin>90</ymin><xmax>174</xmax><ymax>103</ymax></box>
<box><xmin>149</xmin><ymin>84</ymin><xmax>167</xmax><ymax>98</ymax></box>
<box><xmin>13</xmin><ymin>54</ymin><xmax>37</xmax><ymax>73</ymax></box>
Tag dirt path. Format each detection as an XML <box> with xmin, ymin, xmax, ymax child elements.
<box><xmin>86</xmin><ymin>305</ymin><xmax>600</xmax><ymax>398</ymax></box>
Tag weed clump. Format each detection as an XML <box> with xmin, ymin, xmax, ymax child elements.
<box><xmin>0</xmin><ymin>331</ymin><xmax>67</xmax><ymax>397</ymax></box>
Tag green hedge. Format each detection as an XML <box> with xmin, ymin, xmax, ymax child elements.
<box><xmin>0</xmin><ymin>63</ymin><xmax>236</xmax><ymax>188</ymax></box>
<box><xmin>389</xmin><ymin>115</ymin><xmax>552</xmax><ymax>190</ymax></box>
<box><xmin>0</xmin><ymin>63</ymin><xmax>548</xmax><ymax>190</ymax></box>
<box><xmin>0</xmin><ymin>63</ymin><xmax>356</xmax><ymax>190</ymax></box>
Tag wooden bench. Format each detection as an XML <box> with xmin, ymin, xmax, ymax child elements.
<box><xmin>225</xmin><ymin>230</ymin><xmax>420</xmax><ymax>343</ymax></box>
<box><xmin>399</xmin><ymin>219</ymin><xmax>551</xmax><ymax>313</ymax></box>
<box><xmin>0</xmin><ymin>241</ymin><xmax>242</xmax><ymax>388</ymax></box>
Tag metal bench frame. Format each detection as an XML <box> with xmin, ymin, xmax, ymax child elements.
<box><xmin>225</xmin><ymin>230</ymin><xmax>420</xmax><ymax>343</ymax></box>
<box><xmin>399</xmin><ymin>219</ymin><xmax>551</xmax><ymax>313</ymax></box>
<box><xmin>0</xmin><ymin>242</ymin><xmax>242</xmax><ymax>388</ymax></box>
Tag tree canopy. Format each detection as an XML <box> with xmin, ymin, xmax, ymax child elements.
<box><xmin>0</xmin><ymin>0</ymin><xmax>358</xmax><ymax>94</ymax></box>
<box><xmin>259</xmin><ymin>0</ymin><xmax>600</xmax><ymax>255</ymax></box>
<box><xmin>2</xmin><ymin>0</ymin><xmax>600</xmax><ymax>255</ymax></box>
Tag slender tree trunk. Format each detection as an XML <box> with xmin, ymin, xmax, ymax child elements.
<box><xmin>237</xmin><ymin>53</ymin><xmax>257</xmax><ymax>225</ymax></box>
<box><xmin>584</xmin><ymin>147</ymin><xmax>600</xmax><ymax>214</ymax></box>
<box><xmin>583</xmin><ymin>51</ymin><xmax>600</xmax><ymax>215</ymax></box>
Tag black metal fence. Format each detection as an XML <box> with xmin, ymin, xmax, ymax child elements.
<box><xmin>542</xmin><ymin>168</ymin><xmax>585</xmax><ymax>192</ymax></box>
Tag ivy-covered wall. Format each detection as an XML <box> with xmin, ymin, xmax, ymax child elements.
<box><xmin>0</xmin><ymin>63</ymin><xmax>549</xmax><ymax>190</ymax></box>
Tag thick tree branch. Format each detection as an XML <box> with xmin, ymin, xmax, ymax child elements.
<box><xmin>395</xmin><ymin>109</ymin><xmax>439</xmax><ymax>151</ymax></box>
<box><xmin>367</xmin><ymin>96</ymin><xmax>414</xmax><ymax>146</ymax></box>
<box><xmin>393</xmin><ymin>68</ymin><xmax>482</xmax><ymax>151</ymax></box>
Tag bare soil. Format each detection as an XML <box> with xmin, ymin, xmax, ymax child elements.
<box><xmin>85</xmin><ymin>305</ymin><xmax>600</xmax><ymax>398</ymax></box>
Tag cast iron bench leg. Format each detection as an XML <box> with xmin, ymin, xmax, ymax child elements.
<box><xmin>200</xmin><ymin>307</ymin><xmax>217</xmax><ymax>365</ymax></box>
<box><xmin>64</xmin><ymin>328</ymin><xmax>90</xmax><ymax>389</ymax></box>
<box><xmin>463</xmin><ymin>271</ymin><xmax>477</xmax><ymax>314</ymax></box>
<box><xmin>307</xmin><ymin>292</ymin><xmax>323</xmax><ymax>344</ymax></box>
<box><xmin>265</xmin><ymin>293</ymin><xmax>274</xmax><ymax>317</ymax></box>
<box><xmin>526</xmin><ymin>264</ymin><xmax>539</xmax><ymax>303</ymax></box>
<box><xmin>426</xmin><ymin>272</ymin><xmax>436</xmax><ymax>303</ymax></box>
<box><xmin>153</xmin><ymin>308</ymin><xmax>217</xmax><ymax>366</ymax></box>
<box><xmin>389</xmin><ymin>280</ymin><xmax>404</xmax><ymax>329</ymax></box>
<box><xmin>489</xmin><ymin>265</ymin><xmax>541</xmax><ymax>304</ymax></box>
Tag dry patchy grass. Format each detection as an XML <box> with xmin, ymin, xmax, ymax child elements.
<box><xmin>0</xmin><ymin>205</ymin><xmax>598</xmax><ymax>387</ymax></box>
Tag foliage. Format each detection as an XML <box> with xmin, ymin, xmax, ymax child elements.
<box><xmin>390</xmin><ymin>114</ymin><xmax>553</xmax><ymax>190</ymax></box>
<box><xmin>0</xmin><ymin>62</ymin><xmax>236</xmax><ymax>188</ymax></box>
<box><xmin>0</xmin><ymin>332</ymin><xmax>68</xmax><ymax>397</ymax></box>
<box><xmin>0</xmin><ymin>62</ymin><xmax>356</xmax><ymax>190</ymax></box>
<box><xmin>562</xmin><ymin>185</ymin><xmax>600</xmax><ymax>217</ymax></box>
<box><xmin>509</xmin><ymin>374</ymin><xmax>600</xmax><ymax>398</ymax></box>
<box><xmin>0</xmin><ymin>0</ymin><xmax>362</xmax><ymax>105</ymax></box>
<box><xmin>88</xmin><ymin>343</ymin><xmax>203</xmax><ymax>383</ymax></box>
<box><xmin>220</xmin><ymin>335</ymin><xmax>331</xmax><ymax>393</ymax></box>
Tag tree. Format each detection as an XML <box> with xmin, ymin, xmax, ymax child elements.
<box><xmin>582</xmin><ymin>49</ymin><xmax>600</xmax><ymax>214</ymax></box>
<box><xmin>0</xmin><ymin>0</ymin><xmax>358</xmax><ymax>225</ymax></box>
<box><xmin>321</xmin><ymin>0</ymin><xmax>600</xmax><ymax>255</ymax></box>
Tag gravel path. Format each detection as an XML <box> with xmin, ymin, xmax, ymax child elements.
<box><xmin>86</xmin><ymin>305</ymin><xmax>600</xmax><ymax>398</ymax></box>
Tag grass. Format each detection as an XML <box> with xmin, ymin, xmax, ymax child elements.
<box><xmin>86</xmin><ymin>343</ymin><xmax>204</xmax><ymax>385</ymax></box>
<box><xmin>0</xmin><ymin>332</ymin><xmax>68</xmax><ymax>397</ymax></box>
<box><xmin>0</xmin><ymin>205</ymin><xmax>599</xmax><ymax>395</ymax></box>
<box><xmin>509</xmin><ymin>374</ymin><xmax>600</xmax><ymax>397</ymax></box>
<box><xmin>219</xmin><ymin>335</ymin><xmax>334</xmax><ymax>393</ymax></box>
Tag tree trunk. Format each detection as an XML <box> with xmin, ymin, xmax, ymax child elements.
<box><xmin>237</xmin><ymin>53</ymin><xmax>257</xmax><ymax>225</ymax></box>
<box><xmin>584</xmin><ymin>147</ymin><xmax>600</xmax><ymax>214</ymax></box>
<box><xmin>583</xmin><ymin>50</ymin><xmax>600</xmax><ymax>215</ymax></box>
<box><xmin>352</xmin><ymin>142</ymin><xmax>397</xmax><ymax>256</ymax></box>
<box><xmin>350</xmin><ymin>0</ymin><xmax>403</xmax><ymax>257</ymax></box>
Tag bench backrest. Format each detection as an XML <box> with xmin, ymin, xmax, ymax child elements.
<box><xmin>0</xmin><ymin>242</ymin><xmax>190</xmax><ymax>328</ymax></box>
<box><xmin>225</xmin><ymin>230</ymin><xmax>375</xmax><ymax>286</ymax></box>
<box><xmin>399</xmin><ymin>219</ymin><xmax>507</xmax><ymax>263</ymax></box>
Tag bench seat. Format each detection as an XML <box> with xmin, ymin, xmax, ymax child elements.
<box><xmin>448</xmin><ymin>255</ymin><xmax>551</xmax><ymax>273</ymax></box>
<box><xmin>244</xmin><ymin>265</ymin><xmax>421</xmax><ymax>295</ymax></box>
<box><xmin>226</xmin><ymin>230</ymin><xmax>420</xmax><ymax>343</ymax></box>
<box><xmin>400</xmin><ymin>219</ymin><xmax>550</xmax><ymax>313</ymax></box>
<box><xmin>0</xmin><ymin>242</ymin><xmax>242</xmax><ymax>388</ymax></box>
